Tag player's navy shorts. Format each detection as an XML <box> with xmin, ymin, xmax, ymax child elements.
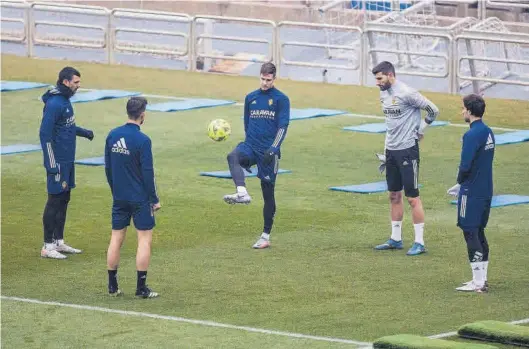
<box><xmin>385</xmin><ymin>142</ymin><xmax>420</xmax><ymax>198</ymax></box>
<box><xmin>47</xmin><ymin>162</ymin><xmax>76</xmax><ymax>194</ymax></box>
<box><xmin>235</xmin><ymin>142</ymin><xmax>280</xmax><ymax>183</ymax></box>
<box><xmin>112</xmin><ymin>200</ymin><xmax>156</xmax><ymax>231</ymax></box>
<box><xmin>457</xmin><ymin>188</ymin><xmax>491</xmax><ymax>229</ymax></box>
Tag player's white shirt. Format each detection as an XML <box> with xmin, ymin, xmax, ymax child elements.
<box><xmin>380</xmin><ymin>80</ymin><xmax>439</xmax><ymax>151</ymax></box>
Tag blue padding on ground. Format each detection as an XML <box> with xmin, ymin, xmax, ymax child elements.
<box><xmin>330</xmin><ymin>181</ymin><xmax>423</xmax><ymax>194</ymax></box>
<box><xmin>343</xmin><ymin>123</ymin><xmax>387</xmax><ymax>133</ymax></box>
<box><xmin>200</xmin><ymin>167</ymin><xmax>292</xmax><ymax>179</ymax></box>
<box><xmin>330</xmin><ymin>181</ymin><xmax>389</xmax><ymax>193</ymax></box>
<box><xmin>75</xmin><ymin>156</ymin><xmax>105</xmax><ymax>166</ymax></box>
<box><xmin>147</xmin><ymin>98</ymin><xmax>235</xmax><ymax>112</ymax></box>
<box><xmin>1</xmin><ymin>144</ymin><xmax>41</xmax><ymax>155</ymax></box>
<box><xmin>1</xmin><ymin>81</ymin><xmax>49</xmax><ymax>92</ymax></box>
<box><xmin>343</xmin><ymin>120</ymin><xmax>449</xmax><ymax>133</ymax></box>
<box><xmin>70</xmin><ymin>90</ymin><xmax>141</xmax><ymax>103</ymax></box>
<box><xmin>451</xmin><ymin>195</ymin><xmax>529</xmax><ymax>208</ymax></box>
<box><xmin>290</xmin><ymin>108</ymin><xmax>347</xmax><ymax>120</ymax></box>
<box><xmin>495</xmin><ymin>130</ymin><xmax>529</xmax><ymax>145</ymax></box>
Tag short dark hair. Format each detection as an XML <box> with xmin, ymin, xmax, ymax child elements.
<box><xmin>463</xmin><ymin>94</ymin><xmax>486</xmax><ymax>118</ymax></box>
<box><xmin>127</xmin><ymin>96</ymin><xmax>148</xmax><ymax>120</ymax></box>
<box><xmin>372</xmin><ymin>61</ymin><xmax>395</xmax><ymax>76</ymax></box>
<box><xmin>260</xmin><ymin>62</ymin><xmax>276</xmax><ymax>77</ymax></box>
<box><xmin>57</xmin><ymin>66</ymin><xmax>81</xmax><ymax>85</ymax></box>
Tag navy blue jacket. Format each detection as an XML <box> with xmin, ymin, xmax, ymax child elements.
<box><xmin>244</xmin><ymin>87</ymin><xmax>290</xmax><ymax>154</ymax></box>
<box><xmin>39</xmin><ymin>87</ymin><xmax>92</xmax><ymax>173</ymax></box>
<box><xmin>457</xmin><ymin>119</ymin><xmax>495</xmax><ymax>198</ymax></box>
<box><xmin>104</xmin><ymin>123</ymin><xmax>159</xmax><ymax>204</ymax></box>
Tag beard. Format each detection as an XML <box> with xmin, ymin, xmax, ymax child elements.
<box><xmin>379</xmin><ymin>82</ymin><xmax>391</xmax><ymax>91</ymax></box>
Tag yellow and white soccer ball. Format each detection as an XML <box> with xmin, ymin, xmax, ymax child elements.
<box><xmin>207</xmin><ymin>119</ymin><xmax>231</xmax><ymax>142</ymax></box>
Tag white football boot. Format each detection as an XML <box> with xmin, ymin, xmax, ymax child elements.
<box><xmin>56</xmin><ymin>241</ymin><xmax>82</xmax><ymax>254</ymax></box>
<box><xmin>252</xmin><ymin>233</ymin><xmax>270</xmax><ymax>249</ymax></box>
<box><xmin>456</xmin><ymin>281</ymin><xmax>487</xmax><ymax>293</ymax></box>
<box><xmin>41</xmin><ymin>244</ymin><xmax>67</xmax><ymax>259</ymax></box>
<box><xmin>223</xmin><ymin>192</ymin><xmax>252</xmax><ymax>205</ymax></box>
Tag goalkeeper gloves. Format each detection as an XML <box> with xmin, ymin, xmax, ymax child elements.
<box><xmin>447</xmin><ymin>183</ymin><xmax>461</xmax><ymax>197</ymax></box>
<box><xmin>376</xmin><ymin>153</ymin><xmax>386</xmax><ymax>174</ymax></box>
<box><xmin>263</xmin><ymin>147</ymin><xmax>278</xmax><ymax>166</ymax></box>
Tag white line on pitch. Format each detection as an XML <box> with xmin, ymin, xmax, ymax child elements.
<box><xmin>1</xmin><ymin>296</ymin><xmax>371</xmax><ymax>347</ymax></box>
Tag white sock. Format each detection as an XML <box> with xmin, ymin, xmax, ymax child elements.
<box><xmin>44</xmin><ymin>243</ymin><xmax>56</xmax><ymax>250</ymax></box>
<box><xmin>483</xmin><ymin>261</ymin><xmax>489</xmax><ymax>282</ymax></box>
<box><xmin>390</xmin><ymin>221</ymin><xmax>402</xmax><ymax>241</ymax></box>
<box><xmin>236</xmin><ymin>186</ymin><xmax>247</xmax><ymax>195</ymax></box>
<box><xmin>56</xmin><ymin>239</ymin><xmax>64</xmax><ymax>246</ymax></box>
<box><xmin>470</xmin><ymin>262</ymin><xmax>484</xmax><ymax>287</ymax></box>
<box><xmin>261</xmin><ymin>232</ymin><xmax>270</xmax><ymax>240</ymax></box>
<box><xmin>413</xmin><ymin>223</ymin><xmax>424</xmax><ymax>245</ymax></box>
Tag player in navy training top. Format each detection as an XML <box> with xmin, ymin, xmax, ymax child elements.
<box><xmin>448</xmin><ymin>94</ymin><xmax>494</xmax><ymax>293</ymax></box>
<box><xmin>223</xmin><ymin>62</ymin><xmax>290</xmax><ymax>249</ymax></box>
<box><xmin>105</xmin><ymin>97</ymin><xmax>161</xmax><ymax>299</ymax></box>
<box><xmin>39</xmin><ymin>66</ymin><xmax>94</xmax><ymax>260</ymax></box>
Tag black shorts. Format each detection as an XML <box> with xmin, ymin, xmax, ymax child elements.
<box><xmin>385</xmin><ymin>143</ymin><xmax>420</xmax><ymax>198</ymax></box>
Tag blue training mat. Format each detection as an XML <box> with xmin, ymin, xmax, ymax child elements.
<box><xmin>1</xmin><ymin>144</ymin><xmax>41</xmax><ymax>155</ymax></box>
<box><xmin>290</xmin><ymin>108</ymin><xmax>347</xmax><ymax>120</ymax></box>
<box><xmin>343</xmin><ymin>120</ymin><xmax>449</xmax><ymax>133</ymax></box>
<box><xmin>330</xmin><ymin>181</ymin><xmax>389</xmax><ymax>193</ymax></box>
<box><xmin>70</xmin><ymin>89</ymin><xmax>141</xmax><ymax>103</ymax></box>
<box><xmin>451</xmin><ymin>195</ymin><xmax>529</xmax><ymax>208</ymax></box>
<box><xmin>330</xmin><ymin>181</ymin><xmax>423</xmax><ymax>194</ymax></box>
<box><xmin>75</xmin><ymin>156</ymin><xmax>105</xmax><ymax>166</ymax></box>
<box><xmin>147</xmin><ymin>98</ymin><xmax>235</xmax><ymax>112</ymax></box>
<box><xmin>1</xmin><ymin>81</ymin><xmax>49</xmax><ymax>92</ymax></box>
<box><xmin>495</xmin><ymin>130</ymin><xmax>529</xmax><ymax>145</ymax></box>
<box><xmin>200</xmin><ymin>167</ymin><xmax>292</xmax><ymax>179</ymax></box>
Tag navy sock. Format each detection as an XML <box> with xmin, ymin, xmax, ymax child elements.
<box><xmin>108</xmin><ymin>270</ymin><xmax>118</xmax><ymax>290</ymax></box>
<box><xmin>137</xmin><ymin>271</ymin><xmax>147</xmax><ymax>290</ymax></box>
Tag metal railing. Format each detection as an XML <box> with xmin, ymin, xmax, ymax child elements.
<box><xmin>1</xmin><ymin>0</ymin><xmax>29</xmax><ymax>55</ymax></box>
<box><xmin>456</xmin><ymin>29</ymin><xmax>529</xmax><ymax>93</ymax></box>
<box><xmin>2</xmin><ymin>1</ymin><xmax>528</xmax><ymax>96</ymax></box>
<box><xmin>110</xmin><ymin>8</ymin><xmax>192</xmax><ymax>65</ymax></box>
<box><xmin>277</xmin><ymin>21</ymin><xmax>363</xmax><ymax>82</ymax></box>
<box><xmin>191</xmin><ymin>15</ymin><xmax>276</xmax><ymax>73</ymax></box>
<box><xmin>28</xmin><ymin>2</ymin><xmax>110</xmax><ymax>58</ymax></box>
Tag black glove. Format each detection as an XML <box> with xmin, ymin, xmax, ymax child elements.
<box><xmin>243</xmin><ymin>166</ymin><xmax>252</xmax><ymax>174</ymax></box>
<box><xmin>263</xmin><ymin>147</ymin><xmax>278</xmax><ymax>166</ymax></box>
<box><xmin>86</xmin><ymin>130</ymin><xmax>94</xmax><ymax>141</ymax></box>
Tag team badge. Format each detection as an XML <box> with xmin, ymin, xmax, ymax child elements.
<box><xmin>269</xmin><ymin>99</ymin><xmax>273</xmax><ymax>106</ymax></box>
<box><xmin>62</xmin><ymin>181</ymin><xmax>68</xmax><ymax>190</ymax></box>
<box><xmin>392</xmin><ymin>97</ymin><xmax>397</xmax><ymax>105</ymax></box>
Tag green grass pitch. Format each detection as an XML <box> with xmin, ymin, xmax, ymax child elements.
<box><xmin>2</xmin><ymin>55</ymin><xmax>529</xmax><ymax>348</ymax></box>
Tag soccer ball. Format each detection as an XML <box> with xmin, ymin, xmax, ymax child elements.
<box><xmin>208</xmin><ymin>119</ymin><xmax>231</xmax><ymax>142</ymax></box>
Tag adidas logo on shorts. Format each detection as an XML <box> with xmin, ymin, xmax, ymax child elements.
<box><xmin>112</xmin><ymin>137</ymin><xmax>130</xmax><ymax>155</ymax></box>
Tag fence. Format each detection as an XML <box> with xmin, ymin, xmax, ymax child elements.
<box><xmin>1</xmin><ymin>0</ymin><xmax>529</xmax><ymax>96</ymax></box>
